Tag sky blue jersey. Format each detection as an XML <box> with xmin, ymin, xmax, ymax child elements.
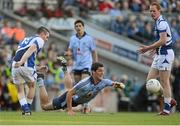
<box><xmin>69</xmin><ymin>32</ymin><xmax>96</xmax><ymax>70</ymax></box>
<box><xmin>72</xmin><ymin>76</ymin><xmax>113</xmax><ymax>104</ymax></box>
<box><xmin>154</xmin><ymin>15</ymin><xmax>175</xmax><ymax>55</ymax></box>
<box><xmin>13</xmin><ymin>35</ymin><xmax>44</xmax><ymax>68</ymax></box>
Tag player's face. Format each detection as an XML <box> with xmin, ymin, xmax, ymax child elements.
<box><xmin>43</xmin><ymin>32</ymin><xmax>49</xmax><ymax>42</ymax></box>
<box><xmin>75</xmin><ymin>23</ymin><xmax>84</xmax><ymax>34</ymax></box>
<box><xmin>150</xmin><ymin>5</ymin><xmax>160</xmax><ymax>20</ymax></box>
<box><xmin>94</xmin><ymin>67</ymin><xmax>104</xmax><ymax>81</ymax></box>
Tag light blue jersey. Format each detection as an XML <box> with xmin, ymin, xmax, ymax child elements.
<box><xmin>69</xmin><ymin>32</ymin><xmax>96</xmax><ymax>70</ymax></box>
<box><xmin>154</xmin><ymin>15</ymin><xmax>175</xmax><ymax>55</ymax></box>
<box><xmin>72</xmin><ymin>76</ymin><xmax>113</xmax><ymax>104</ymax></box>
<box><xmin>52</xmin><ymin>76</ymin><xmax>114</xmax><ymax>109</ymax></box>
<box><xmin>13</xmin><ymin>35</ymin><xmax>44</xmax><ymax>69</ymax></box>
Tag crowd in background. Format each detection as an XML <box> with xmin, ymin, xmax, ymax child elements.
<box><xmin>0</xmin><ymin>0</ymin><xmax>180</xmax><ymax>112</ymax></box>
<box><xmin>8</xmin><ymin>0</ymin><xmax>180</xmax><ymax>57</ymax></box>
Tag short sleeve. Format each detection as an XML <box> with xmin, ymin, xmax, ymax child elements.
<box><xmin>90</xmin><ymin>37</ymin><xmax>96</xmax><ymax>51</ymax></box>
<box><xmin>157</xmin><ymin>21</ymin><xmax>167</xmax><ymax>33</ymax></box>
<box><xmin>102</xmin><ymin>79</ymin><xmax>113</xmax><ymax>86</ymax></box>
<box><xmin>68</xmin><ymin>37</ymin><xmax>74</xmax><ymax>49</ymax></box>
<box><xmin>33</xmin><ymin>37</ymin><xmax>44</xmax><ymax>51</ymax></box>
<box><xmin>73</xmin><ymin>82</ymin><xmax>81</xmax><ymax>93</ymax></box>
<box><xmin>72</xmin><ymin>77</ymin><xmax>89</xmax><ymax>93</ymax></box>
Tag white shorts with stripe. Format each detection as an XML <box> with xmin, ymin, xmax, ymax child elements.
<box><xmin>11</xmin><ymin>63</ymin><xmax>37</xmax><ymax>85</ymax></box>
<box><xmin>151</xmin><ymin>49</ymin><xmax>174</xmax><ymax>71</ymax></box>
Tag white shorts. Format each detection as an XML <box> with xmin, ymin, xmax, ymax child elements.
<box><xmin>11</xmin><ymin>66</ymin><xmax>37</xmax><ymax>85</ymax></box>
<box><xmin>151</xmin><ymin>49</ymin><xmax>174</xmax><ymax>71</ymax></box>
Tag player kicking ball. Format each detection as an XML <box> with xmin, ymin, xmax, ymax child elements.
<box><xmin>146</xmin><ymin>79</ymin><xmax>177</xmax><ymax>115</ymax></box>
<box><xmin>37</xmin><ymin>61</ymin><xmax>125</xmax><ymax>115</ymax></box>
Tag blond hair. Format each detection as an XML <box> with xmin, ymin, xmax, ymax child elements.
<box><xmin>150</xmin><ymin>2</ymin><xmax>161</xmax><ymax>11</ymax></box>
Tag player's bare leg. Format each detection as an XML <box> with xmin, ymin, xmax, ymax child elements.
<box><xmin>64</xmin><ymin>72</ymin><xmax>73</xmax><ymax>90</ymax></box>
<box><xmin>26</xmin><ymin>81</ymin><xmax>36</xmax><ymax>106</ymax></box>
<box><xmin>16</xmin><ymin>84</ymin><xmax>26</xmax><ymax>102</ymax></box>
<box><xmin>57</xmin><ymin>56</ymin><xmax>72</xmax><ymax>90</ymax></box>
<box><xmin>81</xmin><ymin>73</ymin><xmax>91</xmax><ymax>114</ymax></box>
<box><xmin>16</xmin><ymin>84</ymin><xmax>31</xmax><ymax>115</ymax></box>
<box><xmin>74</xmin><ymin>74</ymin><xmax>81</xmax><ymax>84</ymax></box>
<box><xmin>146</xmin><ymin>68</ymin><xmax>164</xmax><ymax>112</ymax></box>
<box><xmin>159</xmin><ymin>70</ymin><xmax>172</xmax><ymax>115</ymax></box>
<box><xmin>159</xmin><ymin>70</ymin><xmax>171</xmax><ymax>100</ymax></box>
<box><xmin>146</xmin><ymin>68</ymin><xmax>159</xmax><ymax>81</ymax></box>
<box><xmin>37</xmin><ymin>77</ymin><xmax>54</xmax><ymax>110</ymax></box>
<box><xmin>147</xmin><ymin>68</ymin><xmax>177</xmax><ymax>115</ymax></box>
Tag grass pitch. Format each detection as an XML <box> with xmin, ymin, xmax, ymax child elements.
<box><xmin>0</xmin><ymin>111</ymin><xmax>180</xmax><ymax>125</ymax></box>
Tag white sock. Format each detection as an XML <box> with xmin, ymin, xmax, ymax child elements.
<box><xmin>19</xmin><ymin>98</ymin><xmax>27</xmax><ymax>106</ymax></box>
<box><xmin>27</xmin><ymin>98</ymin><xmax>33</xmax><ymax>105</ymax></box>
<box><xmin>164</xmin><ymin>97</ymin><xmax>171</xmax><ymax>104</ymax></box>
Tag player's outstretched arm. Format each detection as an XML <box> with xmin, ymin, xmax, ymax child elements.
<box><xmin>66</xmin><ymin>89</ymin><xmax>76</xmax><ymax>116</ymax></box>
<box><xmin>112</xmin><ymin>82</ymin><xmax>125</xmax><ymax>89</ymax></box>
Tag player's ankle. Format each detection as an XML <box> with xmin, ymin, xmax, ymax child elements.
<box><xmin>163</xmin><ymin>103</ymin><xmax>171</xmax><ymax>113</ymax></box>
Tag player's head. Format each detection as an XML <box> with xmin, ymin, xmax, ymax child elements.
<box><xmin>91</xmin><ymin>62</ymin><xmax>104</xmax><ymax>80</ymax></box>
<box><xmin>74</xmin><ymin>20</ymin><xmax>84</xmax><ymax>35</ymax></box>
<box><xmin>37</xmin><ymin>26</ymin><xmax>50</xmax><ymax>42</ymax></box>
<box><xmin>150</xmin><ymin>2</ymin><xmax>161</xmax><ymax>20</ymax></box>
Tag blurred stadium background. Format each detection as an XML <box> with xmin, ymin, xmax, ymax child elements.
<box><xmin>0</xmin><ymin>0</ymin><xmax>180</xmax><ymax>115</ymax></box>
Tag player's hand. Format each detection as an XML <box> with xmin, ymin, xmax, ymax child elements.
<box><xmin>137</xmin><ymin>45</ymin><xmax>149</xmax><ymax>54</ymax></box>
<box><xmin>64</xmin><ymin>51</ymin><xmax>72</xmax><ymax>56</ymax></box>
<box><xmin>113</xmin><ymin>82</ymin><xmax>125</xmax><ymax>89</ymax></box>
<box><xmin>149</xmin><ymin>49</ymin><xmax>156</xmax><ymax>57</ymax></box>
<box><xmin>14</xmin><ymin>62</ymin><xmax>22</xmax><ymax>68</ymax></box>
<box><xmin>38</xmin><ymin>66</ymin><xmax>48</xmax><ymax>73</ymax></box>
<box><xmin>67</xmin><ymin>110</ymin><xmax>75</xmax><ymax>116</ymax></box>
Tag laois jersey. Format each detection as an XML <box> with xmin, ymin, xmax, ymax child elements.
<box><xmin>13</xmin><ymin>35</ymin><xmax>44</xmax><ymax>68</ymax></box>
<box><xmin>72</xmin><ymin>76</ymin><xmax>113</xmax><ymax>104</ymax></box>
<box><xmin>154</xmin><ymin>15</ymin><xmax>175</xmax><ymax>55</ymax></box>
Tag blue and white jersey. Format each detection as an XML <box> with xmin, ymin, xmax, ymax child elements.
<box><xmin>154</xmin><ymin>15</ymin><xmax>175</xmax><ymax>55</ymax></box>
<box><xmin>72</xmin><ymin>76</ymin><xmax>113</xmax><ymax>104</ymax></box>
<box><xmin>13</xmin><ymin>35</ymin><xmax>44</xmax><ymax>68</ymax></box>
<box><xmin>69</xmin><ymin>32</ymin><xmax>96</xmax><ymax>70</ymax></box>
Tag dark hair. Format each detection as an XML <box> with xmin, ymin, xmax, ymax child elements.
<box><xmin>37</xmin><ymin>26</ymin><xmax>50</xmax><ymax>34</ymax></box>
<box><xmin>74</xmin><ymin>20</ymin><xmax>84</xmax><ymax>26</ymax></box>
<box><xmin>91</xmin><ymin>62</ymin><xmax>104</xmax><ymax>71</ymax></box>
<box><xmin>150</xmin><ymin>2</ymin><xmax>161</xmax><ymax>11</ymax></box>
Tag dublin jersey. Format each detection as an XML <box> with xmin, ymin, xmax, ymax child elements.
<box><xmin>52</xmin><ymin>76</ymin><xmax>113</xmax><ymax>109</ymax></box>
<box><xmin>13</xmin><ymin>36</ymin><xmax>44</xmax><ymax>68</ymax></box>
<box><xmin>72</xmin><ymin>76</ymin><xmax>113</xmax><ymax>104</ymax></box>
<box><xmin>69</xmin><ymin>32</ymin><xmax>96</xmax><ymax>70</ymax></box>
<box><xmin>154</xmin><ymin>15</ymin><xmax>175</xmax><ymax>55</ymax></box>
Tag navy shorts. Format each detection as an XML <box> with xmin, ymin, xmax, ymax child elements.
<box><xmin>52</xmin><ymin>91</ymin><xmax>79</xmax><ymax>110</ymax></box>
<box><xmin>73</xmin><ymin>68</ymin><xmax>90</xmax><ymax>76</ymax></box>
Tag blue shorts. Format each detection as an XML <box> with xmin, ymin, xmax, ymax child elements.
<box><xmin>52</xmin><ymin>91</ymin><xmax>79</xmax><ymax>110</ymax></box>
<box><xmin>73</xmin><ymin>68</ymin><xmax>90</xmax><ymax>75</ymax></box>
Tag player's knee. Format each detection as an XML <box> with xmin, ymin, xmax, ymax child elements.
<box><xmin>159</xmin><ymin>78</ymin><xmax>167</xmax><ymax>86</ymax></box>
<box><xmin>28</xmin><ymin>82</ymin><xmax>35</xmax><ymax>87</ymax></box>
<box><xmin>41</xmin><ymin>104</ymin><xmax>48</xmax><ymax>111</ymax></box>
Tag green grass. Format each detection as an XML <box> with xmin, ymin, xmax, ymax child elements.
<box><xmin>0</xmin><ymin>111</ymin><xmax>180</xmax><ymax>125</ymax></box>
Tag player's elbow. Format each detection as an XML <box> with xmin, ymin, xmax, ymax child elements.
<box><xmin>159</xmin><ymin>36</ymin><xmax>167</xmax><ymax>45</ymax></box>
<box><xmin>161</xmin><ymin>39</ymin><xmax>166</xmax><ymax>45</ymax></box>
